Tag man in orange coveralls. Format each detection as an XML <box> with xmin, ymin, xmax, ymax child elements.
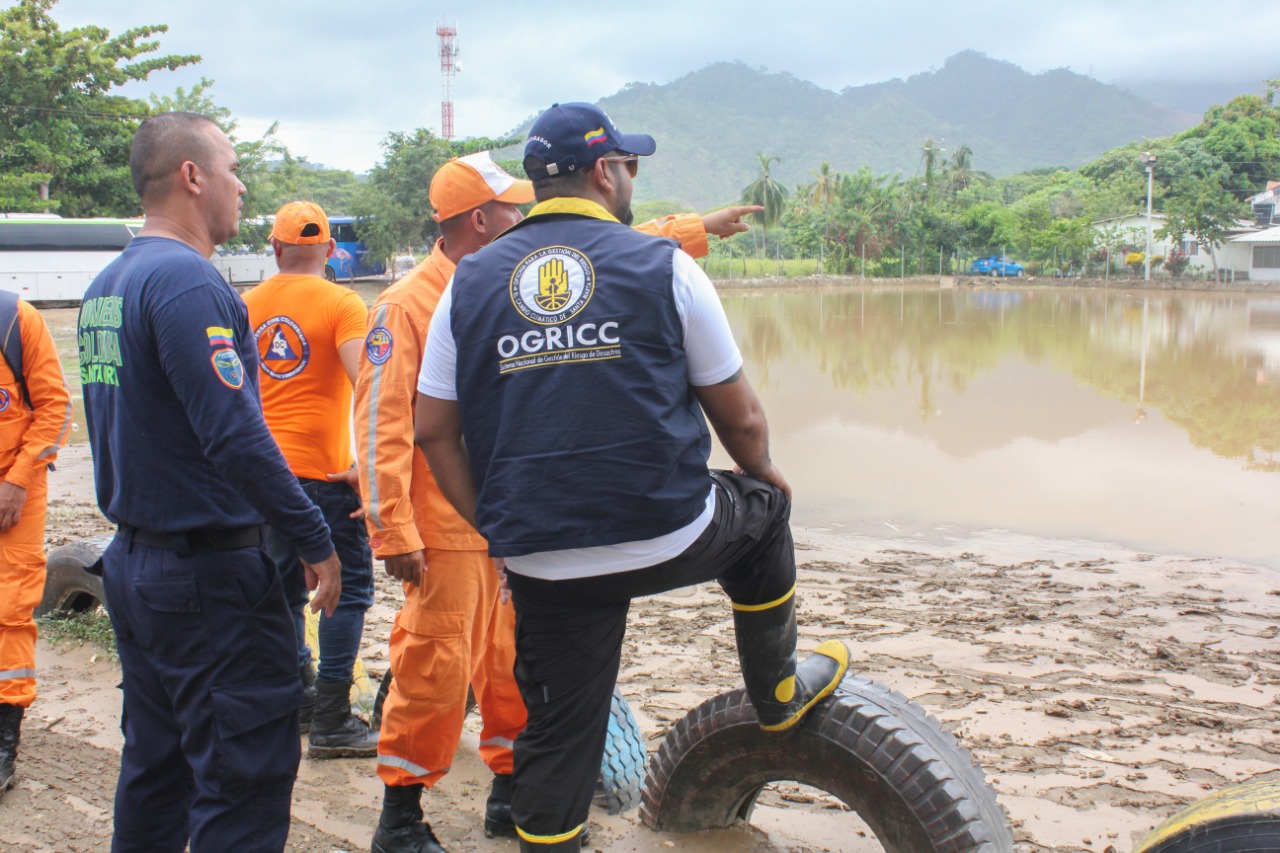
<box><xmin>0</xmin><ymin>292</ymin><xmax>72</xmax><ymax>796</ymax></box>
<box><xmin>357</xmin><ymin>150</ymin><xmax>760</xmax><ymax>852</ymax></box>
<box><xmin>243</xmin><ymin>201</ymin><xmax>379</xmax><ymax>760</ymax></box>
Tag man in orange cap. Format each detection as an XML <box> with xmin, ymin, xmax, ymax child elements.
<box><xmin>243</xmin><ymin>201</ymin><xmax>378</xmax><ymax>760</ymax></box>
<box><xmin>0</xmin><ymin>291</ymin><xmax>71</xmax><ymax>798</ymax></box>
<box><xmin>357</xmin><ymin>149</ymin><xmax>757</xmax><ymax>852</ymax></box>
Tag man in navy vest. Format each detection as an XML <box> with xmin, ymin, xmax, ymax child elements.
<box><xmin>413</xmin><ymin>102</ymin><xmax>849</xmax><ymax>853</ymax></box>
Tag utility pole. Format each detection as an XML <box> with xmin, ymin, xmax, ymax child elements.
<box><xmin>437</xmin><ymin>22</ymin><xmax>459</xmax><ymax>140</ymax></box>
<box><xmin>1144</xmin><ymin>151</ymin><xmax>1157</xmax><ymax>282</ymax></box>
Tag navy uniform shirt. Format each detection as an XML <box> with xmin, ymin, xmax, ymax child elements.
<box><xmin>79</xmin><ymin>236</ymin><xmax>333</xmax><ymax>564</ymax></box>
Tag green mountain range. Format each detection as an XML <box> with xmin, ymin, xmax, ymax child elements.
<box><xmin>529</xmin><ymin>51</ymin><xmax>1198</xmax><ymax>210</ymax></box>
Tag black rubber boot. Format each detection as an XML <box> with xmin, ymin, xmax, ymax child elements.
<box><xmin>484</xmin><ymin>773</ymin><xmax>516</xmax><ymax>837</ymax></box>
<box><xmin>0</xmin><ymin>704</ymin><xmax>22</xmax><ymax>797</ymax></box>
<box><xmin>517</xmin><ymin>831</ymin><xmax>583</xmax><ymax>852</ymax></box>
<box><xmin>732</xmin><ymin>591</ymin><xmax>849</xmax><ymax>733</ymax></box>
<box><xmin>370</xmin><ymin>783</ymin><xmax>448</xmax><ymax>853</ymax></box>
<box><xmin>309</xmin><ymin>680</ymin><xmax>378</xmax><ymax>759</ymax></box>
<box><xmin>299</xmin><ymin>661</ymin><xmax>317</xmax><ymax>734</ymax></box>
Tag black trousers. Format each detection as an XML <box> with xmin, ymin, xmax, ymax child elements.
<box><xmin>504</xmin><ymin>471</ymin><xmax>795</xmax><ymax>840</ymax></box>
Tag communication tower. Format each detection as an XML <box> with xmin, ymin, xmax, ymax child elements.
<box><xmin>436</xmin><ymin>22</ymin><xmax>459</xmax><ymax>140</ymax></box>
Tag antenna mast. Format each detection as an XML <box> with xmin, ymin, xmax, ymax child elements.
<box><xmin>436</xmin><ymin>22</ymin><xmax>458</xmax><ymax>140</ymax></box>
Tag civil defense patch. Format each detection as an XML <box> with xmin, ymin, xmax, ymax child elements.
<box><xmin>254</xmin><ymin>315</ymin><xmax>310</xmax><ymax>380</ymax></box>
<box><xmin>211</xmin><ymin>347</ymin><xmax>245</xmax><ymax>389</ymax></box>
<box><xmin>366</xmin><ymin>327</ymin><xmax>393</xmax><ymax>365</ymax></box>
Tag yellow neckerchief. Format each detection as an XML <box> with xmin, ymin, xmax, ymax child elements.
<box><xmin>525</xmin><ymin>197</ymin><xmax>620</xmax><ymax>223</ymax></box>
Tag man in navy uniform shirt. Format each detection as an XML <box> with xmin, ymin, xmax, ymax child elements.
<box><xmin>79</xmin><ymin>111</ymin><xmax>341</xmax><ymax>853</ymax></box>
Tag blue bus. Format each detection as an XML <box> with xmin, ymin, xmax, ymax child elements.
<box><xmin>325</xmin><ymin>216</ymin><xmax>385</xmax><ymax>281</ymax></box>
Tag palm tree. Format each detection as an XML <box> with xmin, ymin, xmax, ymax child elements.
<box><xmin>947</xmin><ymin>144</ymin><xmax>976</xmax><ymax>194</ymax></box>
<box><xmin>740</xmin><ymin>153</ymin><xmax>789</xmax><ymax>256</ymax></box>
<box><xmin>808</xmin><ymin>161</ymin><xmax>839</xmax><ymax>208</ymax></box>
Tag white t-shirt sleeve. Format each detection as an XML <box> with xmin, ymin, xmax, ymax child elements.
<box><xmin>672</xmin><ymin>250</ymin><xmax>742</xmax><ymax>386</ymax></box>
<box><xmin>416</xmin><ymin>279</ymin><xmax>458</xmax><ymax>400</ymax></box>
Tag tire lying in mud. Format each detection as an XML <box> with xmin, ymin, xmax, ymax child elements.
<box><xmin>35</xmin><ymin>537</ymin><xmax>110</xmax><ymax>618</ymax></box>
<box><xmin>1131</xmin><ymin>778</ymin><xmax>1280</xmax><ymax>853</ymax></box>
<box><xmin>372</xmin><ymin>671</ymin><xmax>647</xmax><ymax>814</ymax></box>
<box><xmin>641</xmin><ymin>673</ymin><xmax>1013</xmax><ymax>853</ymax></box>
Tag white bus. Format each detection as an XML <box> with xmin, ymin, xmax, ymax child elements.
<box><xmin>0</xmin><ymin>216</ymin><xmax>143</xmax><ymax>304</ymax></box>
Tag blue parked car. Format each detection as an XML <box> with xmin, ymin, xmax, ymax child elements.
<box><xmin>970</xmin><ymin>256</ymin><xmax>1025</xmax><ymax>277</ymax></box>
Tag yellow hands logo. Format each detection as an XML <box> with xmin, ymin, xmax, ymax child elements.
<box><xmin>536</xmin><ymin>258</ymin><xmax>571</xmax><ymax>311</ymax></box>
<box><xmin>510</xmin><ymin>246</ymin><xmax>595</xmax><ymax>324</ymax></box>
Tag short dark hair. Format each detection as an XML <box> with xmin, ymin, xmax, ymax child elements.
<box><xmin>523</xmin><ymin>154</ymin><xmax>592</xmax><ymax>201</ymax></box>
<box><xmin>130</xmin><ymin>112</ymin><xmax>221</xmax><ymax>201</ymax></box>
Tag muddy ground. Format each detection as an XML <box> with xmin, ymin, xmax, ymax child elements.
<box><xmin>7</xmin><ymin>305</ymin><xmax>1280</xmax><ymax>852</ymax></box>
<box><xmin>3</xmin><ymin>440</ymin><xmax>1279</xmax><ymax>852</ymax></box>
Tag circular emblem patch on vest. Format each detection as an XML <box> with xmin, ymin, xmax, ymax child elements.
<box><xmin>211</xmin><ymin>348</ymin><xmax>245</xmax><ymax>389</ymax></box>
<box><xmin>366</xmin><ymin>327</ymin><xmax>393</xmax><ymax>365</ymax></box>
<box><xmin>0</xmin><ymin>388</ymin><xmax>9</xmax><ymax>412</ymax></box>
<box><xmin>254</xmin><ymin>315</ymin><xmax>311</xmax><ymax>380</ymax></box>
<box><xmin>509</xmin><ymin>246</ymin><xmax>595</xmax><ymax>326</ymax></box>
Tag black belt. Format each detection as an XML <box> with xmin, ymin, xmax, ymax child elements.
<box><xmin>121</xmin><ymin>524</ymin><xmax>266</xmax><ymax>556</ymax></box>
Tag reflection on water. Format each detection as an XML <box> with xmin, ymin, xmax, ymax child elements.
<box><xmin>717</xmin><ymin>285</ymin><xmax>1280</xmax><ymax>569</ymax></box>
<box><xmin>50</xmin><ymin>283</ymin><xmax>1280</xmax><ymax>569</ymax></box>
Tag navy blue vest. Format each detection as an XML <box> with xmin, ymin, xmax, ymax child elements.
<box><xmin>450</xmin><ymin>212</ymin><xmax>711</xmax><ymax>557</ymax></box>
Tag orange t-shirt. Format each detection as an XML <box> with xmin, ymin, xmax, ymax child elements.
<box><xmin>243</xmin><ymin>273</ymin><xmax>368</xmax><ymax>480</ymax></box>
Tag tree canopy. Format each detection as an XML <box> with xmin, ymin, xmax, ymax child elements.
<box><xmin>0</xmin><ymin>0</ymin><xmax>199</xmax><ymax>215</ymax></box>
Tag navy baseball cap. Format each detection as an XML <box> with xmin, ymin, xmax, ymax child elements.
<box><xmin>523</xmin><ymin>102</ymin><xmax>656</xmax><ymax>181</ymax></box>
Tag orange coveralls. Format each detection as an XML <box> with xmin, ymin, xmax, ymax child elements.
<box><xmin>355</xmin><ymin>215</ymin><xmax>708</xmax><ymax>789</ymax></box>
<box><xmin>0</xmin><ymin>299</ymin><xmax>72</xmax><ymax>708</ymax></box>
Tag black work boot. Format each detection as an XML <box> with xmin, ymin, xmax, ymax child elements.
<box><xmin>371</xmin><ymin>783</ymin><xmax>448</xmax><ymax>853</ymax></box>
<box><xmin>484</xmin><ymin>773</ymin><xmax>516</xmax><ymax>837</ymax></box>
<box><xmin>299</xmin><ymin>661</ymin><xmax>317</xmax><ymax>734</ymax></box>
<box><xmin>0</xmin><ymin>704</ymin><xmax>23</xmax><ymax>797</ymax></box>
<box><xmin>309</xmin><ymin>680</ymin><xmax>378</xmax><ymax>759</ymax></box>
<box><xmin>732</xmin><ymin>592</ymin><xmax>849</xmax><ymax>733</ymax></box>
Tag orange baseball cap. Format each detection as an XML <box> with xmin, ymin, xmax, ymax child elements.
<box><xmin>430</xmin><ymin>151</ymin><xmax>535</xmax><ymax>222</ymax></box>
<box><xmin>270</xmin><ymin>201</ymin><xmax>331</xmax><ymax>245</ymax></box>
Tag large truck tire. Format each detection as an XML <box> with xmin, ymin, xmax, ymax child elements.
<box><xmin>36</xmin><ymin>538</ymin><xmax>110</xmax><ymax>618</ymax></box>
<box><xmin>594</xmin><ymin>687</ymin><xmax>647</xmax><ymax>814</ymax></box>
<box><xmin>372</xmin><ymin>671</ymin><xmax>646</xmax><ymax>814</ymax></box>
<box><xmin>1131</xmin><ymin>778</ymin><xmax>1280</xmax><ymax>853</ymax></box>
<box><xmin>641</xmin><ymin>673</ymin><xmax>1013</xmax><ymax>853</ymax></box>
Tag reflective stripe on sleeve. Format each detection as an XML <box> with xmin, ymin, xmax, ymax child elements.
<box><xmin>363</xmin><ymin>304</ymin><xmax>390</xmax><ymax>529</ymax></box>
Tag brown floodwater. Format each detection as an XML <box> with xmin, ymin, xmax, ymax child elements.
<box><xmin>710</xmin><ymin>284</ymin><xmax>1280</xmax><ymax>570</ymax></box>
<box><xmin>54</xmin><ymin>280</ymin><xmax>1280</xmax><ymax>571</ymax></box>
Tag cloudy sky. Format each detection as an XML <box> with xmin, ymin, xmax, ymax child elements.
<box><xmin>49</xmin><ymin>0</ymin><xmax>1280</xmax><ymax>174</ymax></box>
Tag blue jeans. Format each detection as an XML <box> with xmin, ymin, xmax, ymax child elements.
<box><xmin>266</xmin><ymin>478</ymin><xmax>374</xmax><ymax>684</ymax></box>
<box><xmin>103</xmin><ymin>533</ymin><xmax>300</xmax><ymax>852</ymax></box>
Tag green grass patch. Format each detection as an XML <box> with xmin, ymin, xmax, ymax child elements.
<box><xmin>702</xmin><ymin>256</ymin><xmax>826</xmax><ymax>279</ymax></box>
<box><xmin>38</xmin><ymin>608</ymin><xmax>118</xmax><ymax>661</ymax></box>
